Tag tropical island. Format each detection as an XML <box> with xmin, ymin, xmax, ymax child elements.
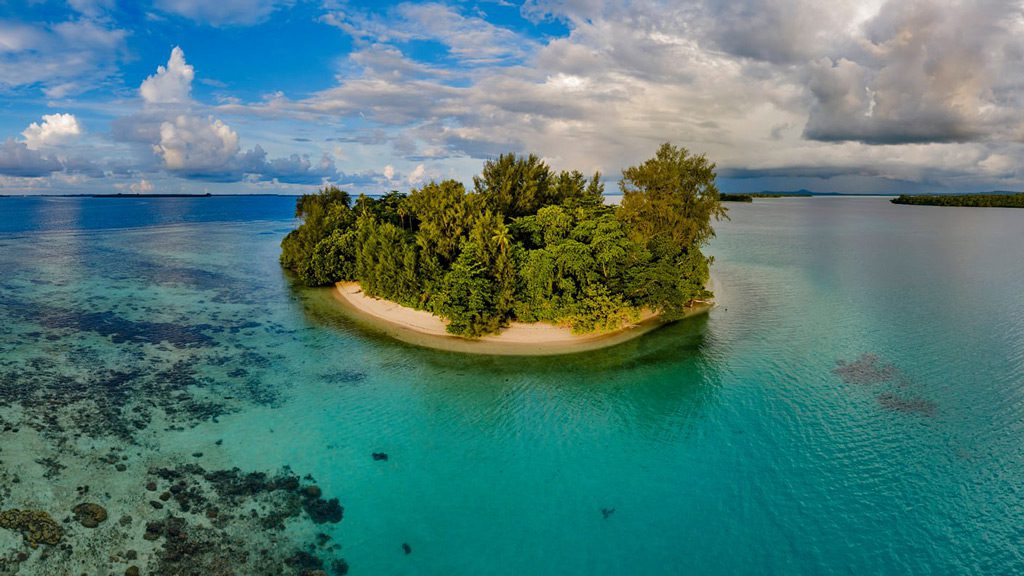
<box><xmin>720</xmin><ymin>191</ymin><xmax>826</xmax><ymax>202</ymax></box>
<box><xmin>891</xmin><ymin>193</ymin><xmax>1024</xmax><ymax>208</ymax></box>
<box><xmin>720</xmin><ymin>194</ymin><xmax>754</xmax><ymax>202</ymax></box>
<box><xmin>281</xmin><ymin>143</ymin><xmax>724</xmax><ymax>350</ymax></box>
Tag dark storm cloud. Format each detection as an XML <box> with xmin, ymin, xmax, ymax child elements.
<box><xmin>703</xmin><ymin>0</ymin><xmax>838</xmax><ymax>64</ymax></box>
<box><xmin>802</xmin><ymin>0</ymin><xmax>1024</xmax><ymax>145</ymax></box>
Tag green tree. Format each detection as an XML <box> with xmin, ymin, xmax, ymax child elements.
<box><xmin>280</xmin><ymin>186</ymin><xmax>354</xmax><ymax>285</ymax></box>
<box><xmin>473</xmin><ymin>153</ymin><xmax>554</xmax><ymax>218</ymax></box>
<box><xmin>619</xmin><ymin>143</ymin><xmax>725</xmax><ymax>251</ymax></box>
<box><xmin>617</xmin><ymin>143</ymin><xmax>724</xmax><ymax>318</ymax></box>
<box><xmin>432</xmin><ymin>242</ymin><xmax>503</xmax><ymax>337</ymax></box>
<box><xmin>353</xmin><ymin>215</ymin><xmax>420</xmax><ymax>306</ymax></box>
<box><xmin>307</xmin><ymin>229</ymin><xmax>358</xmax><ymax>286</ymax></box>
<box><xmin>468</xmin><ymin>210</ymin><xmax>518</xmax><ymax>323</ymax></box>
<box><xmin>407</xmin><ymin>180</ymin><xmax>471</xmax><ymax>268</ymax></box>
<box><xmin>551</xmin><ymin>170</ymin><xmax>605</xmax><ymax>208</ymax></box>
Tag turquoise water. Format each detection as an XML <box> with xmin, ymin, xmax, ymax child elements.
<box><xmin>0</xmin><ymin>195</ymin><xmax>1022</xmax><ymax>574</ymax></box>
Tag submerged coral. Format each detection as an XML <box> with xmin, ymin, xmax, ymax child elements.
<box><xmin>0</xmin><ymin>509</ymin><xmax>62</xmax><ymax>548</ymax></box>
<box><xmin>140</xmin><ymin>464</ymin><xmax>347</xmax><ymax>574</ymax></box>
<box><xmin>833</xmin><ymin>354</ymin><xmax>898</xmax><ymax>385</ymax></box>
<box><xmin>72</xmin><ymin>503</ymin><xmax>108</xmax><ymax>528</ymax></box>
<box><xmin>835</xmin><ymin>354</ymin><xmax>939</xmax><ymax>417</ymax></box>
<box><xmin>877</xmin><ymin>392</ymin><xmax>937</xmax><ymax>417</ymax></box>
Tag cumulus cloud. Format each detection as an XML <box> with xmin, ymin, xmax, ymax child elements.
<box><xmin>272</xmin><ymin>0</ymin><xmax>1024</xmax><ymax>192</ymax></box>
<box><xmin>140</xmin><ymin>46</ymin><xmax>194</xmax><ymax>105</ymax></box>
<box><xmin>292</xmin><ymin>1</ymin><xmax>778</xmax><ymax>173</ymax></box>
<box><xmin>153</xmin><ymin>0</ymin><xmax>290</xmax><ymax>26</ymax></box>
<box><xmin>237</xmin><ymin>145</ymin><xmax>338</xmax><ymax>184</ymax></box>
<box><xmin>154</xmin><ymin>114</ymin><xmax>240</xmax><ymax>174</ymax></box>
<box><xmin>118</xmin><ymin>46</ymin><xmax>338</xmax><ymax>183</ymax></box>
<box><xmin>332</xmin><ymin>168</ymin><xmax>399</xmax><ymax>189</ymax></box>
<box><xmin>8</xmin><ymin>0</ymin><xmax>1024</xmax><ymax>194</ymax></box>
<box><xmin>407</xmin><ymin>163</ymin><xmax>425</xmax><ymax>184</ymax></box>
<box><xmin>0</xmin><ymin>139</ymin><xmax>64</xmax><ymax>177</ymax></box>
<box><xmin>0</xmin><ymin>137</ymin><xmax>101</xmax><ymax>178</ymax></box>
<box><xmin>22</xmin><ymin>114</ymin><xmax>83</xmax><ymax>149</ymax></box>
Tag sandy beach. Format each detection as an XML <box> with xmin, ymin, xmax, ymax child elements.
<box><xmin>332</xmin><ymin>282</ymin><xmax>714</xmax><ymax>355</ymax></box>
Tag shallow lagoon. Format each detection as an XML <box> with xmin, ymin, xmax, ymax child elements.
<box><xmin>0</xmin><ymin>195</ymin><xmax>1022</xmax><ymax>574</ymax></box>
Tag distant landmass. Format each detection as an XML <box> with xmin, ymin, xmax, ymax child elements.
<box><xmin>721</xmin><ymin>190</ymin><xmax>857</xmax><ymax>201</ymax></box>
<box><xmin>753</xmin><ymin>189</ymin><xmax>817</xmax><ymax>197</ymax></box>
<box><xmin>891</xmin><ymin>193</ymin><xmax>1024</xmax><ymax>208</ymax></box>
<box><xmin>719</xmin><ymin>194</ymin><xmax>753</xmax><ymax>202</ymax></box>
<box><xmin>89</xmin><ymin>193</ymin><xmax>213</xmax><ymax>198</ymax></box>
<box><xmin>725</xmin><ymin>190</ymin><xmax>885</xmax><ymax>198</ymax></box>
<box><xmin>725</xmin><ymin>189</ymin><xmax>1024</xmax><ymax>202</ymax></box>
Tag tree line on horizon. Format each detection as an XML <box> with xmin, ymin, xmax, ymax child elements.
<box><xmin>891</xmin><ymin>193</ymin><xmax>1024</xmax><ymax>208</ymax></box>
<box><xmin>281</xmin><ymin>143</ymin><xmax>725</xmax><ymax>337</ymax></box>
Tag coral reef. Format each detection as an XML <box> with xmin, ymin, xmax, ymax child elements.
<box><xmin>0</xmin><ymin>509</ymin><xmax>62</xmax><ymax>548</ymax></box>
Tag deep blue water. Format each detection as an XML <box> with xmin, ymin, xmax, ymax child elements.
<box><xmin>0</xmin><ymin>194</ymin><xmax>1022</xmax><ymax>574</ymax></box>
<box><xmin>0</xmin><ymin>195</ymin><xmax>297</xmax><ymax>233</ymax></box>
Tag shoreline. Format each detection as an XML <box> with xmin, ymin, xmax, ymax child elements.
<box><xmin>331</xmin><ymin>282</ymin><xmax>714</xmax><ymax>356</ymax></box>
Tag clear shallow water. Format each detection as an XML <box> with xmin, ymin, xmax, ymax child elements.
<box><xmin>0</xmin><ymin>195</ymin><xmax>1022</xmax><ymax>574</ymax></box>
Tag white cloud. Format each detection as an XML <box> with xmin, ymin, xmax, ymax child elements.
<box><xmin>154</xmin><ymin>114</ymin><xmax>240</xmax><ymax>172</ymax></box>
<box><xmin>7</xmin><ymin>0</ymin><xmax>1024</xmax><ymax>194</ymax></box>
<box><xmin>130</xmin><ymin>179</ymin><xmax>155</xmax><ymax>193</ymax></box>
<box><xmin>323</xmin><ymin>2</ymin><xmax>531</xmax><ymax>65</ymax></box>
<box><xmin>136</xmin><ymin>47</ymin><xmax>245</xmax><ymax>177</ymax></box>
<box><xmin>140</xmin><ymin>46</ymin><xmax>194</xmax><ymax>105</ymax></box>
<box><xmin>117</xmin><ymin>47</ymin><xmax>342</xmax><ymax>183</ymax></box>
<box><xmin>68</xmin><ymin>0</ymin><xmax>116</xmax><ymax>17</ymax></box>
<box><xmin>0</xmin><ymin>19</ymin><xmax>126</xmax><ymax>97</ymax></box>
<box><xmin>271</xmin><ymin>0</ymin><xmax>1024</xmax><ymax>193</ymax></box>
<box><xmin>154</xmin><ymin>0</ymin><xmax>290</xmax><ymax>26</ymax></box>
<box><xmin>22</xmin><ymin>113</ymin><xmax>83</xmax><ymax>149</ymax></box>
<box><xmin>407</xmin><ymin>163</ymin><xmax>425</xmax><ymax>184</ymax></box>
<box><xmin>0</xmin><ymin>22</ymin><xmax>46</xmax><ymax>52</ymax></box>
<box><xmin>0</xmin><ymin>139</ymin><xmax>63</xmax><ymax>177</ymax></box>
<box><xmin>248</xmin><ymin>148</ymin><xmax>338</xmax><ymax>184</ymax></box>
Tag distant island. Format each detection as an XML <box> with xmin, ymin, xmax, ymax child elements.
<box><xmin>891</xmin><ymin>193</ymin><xmax>1024</xmax><ymax>208</ymax></box>
<box><xmin>720</xmin><ymin>190</ymin><xmax>834</xmax><ymax>202</ymax></box>
<box><xmin>281</xmin><ymin>143</ymin><xmax>724</xmax><ymax>343</ymax></box>
<box><xmin>750</xmin><ymin>190</ymin><xmax>816</xmax><ymax>197</ymax></box>
<box><xmin>90</xmin><ymin>193</ymin><xmax>213</xmax><ymax>198</ymax></box>
<box><xmin>720</xmin><ymin>194</ymin><xmax>753</xmax><ymax>202</ymax></box>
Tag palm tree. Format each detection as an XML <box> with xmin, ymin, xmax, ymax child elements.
<box><xmin>492</xmin><ymin>224</ymin><xmax>511</xmax><ymax>255</ymax></box>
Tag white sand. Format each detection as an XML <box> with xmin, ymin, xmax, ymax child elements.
<box><xmin>333</xmin><ymin>282</ymin><xmax>713</xmax><ymax>356</ymax></box>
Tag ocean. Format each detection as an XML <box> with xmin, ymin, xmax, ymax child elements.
<box><xmin>0</xmin><ymin>194</ymin><xmax>1021</xmax><ymax>574</ymax></box>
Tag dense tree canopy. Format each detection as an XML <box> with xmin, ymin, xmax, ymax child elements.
<box><xmin>891</xmin><ymin>193</ymin><xmax>1024</xmax><ymax>208</ymax></box>
<box><xmin>280</xmin><ymin>144</ymin><xmax>725</xmax><ymax>337</ymax></box>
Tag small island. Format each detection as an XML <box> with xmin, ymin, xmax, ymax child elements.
<box><xmin>720</xmin><ymin>194</ymin><xmax>753</xmax><ymax>202</ymax></box>
<box><xmin>281</xmin><ymin>143</ymin><xmax>724</xmax><ymax>351</ymax></box>
<box><xmin>891</xmin><ymin>193</ymin><xmax>1024</xmax><ymax>208</ymax></box>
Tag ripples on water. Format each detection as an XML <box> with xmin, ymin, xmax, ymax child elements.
<box><xmin>0</xmin><ymin>195</ymin><xmax>1021</xmax><ymax>574</ymax></box>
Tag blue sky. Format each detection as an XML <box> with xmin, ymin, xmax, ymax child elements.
<box><xmin>2</xmin><ymin>0</ymin><xmax>1023</xmax><ymax>195</ymax></box>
